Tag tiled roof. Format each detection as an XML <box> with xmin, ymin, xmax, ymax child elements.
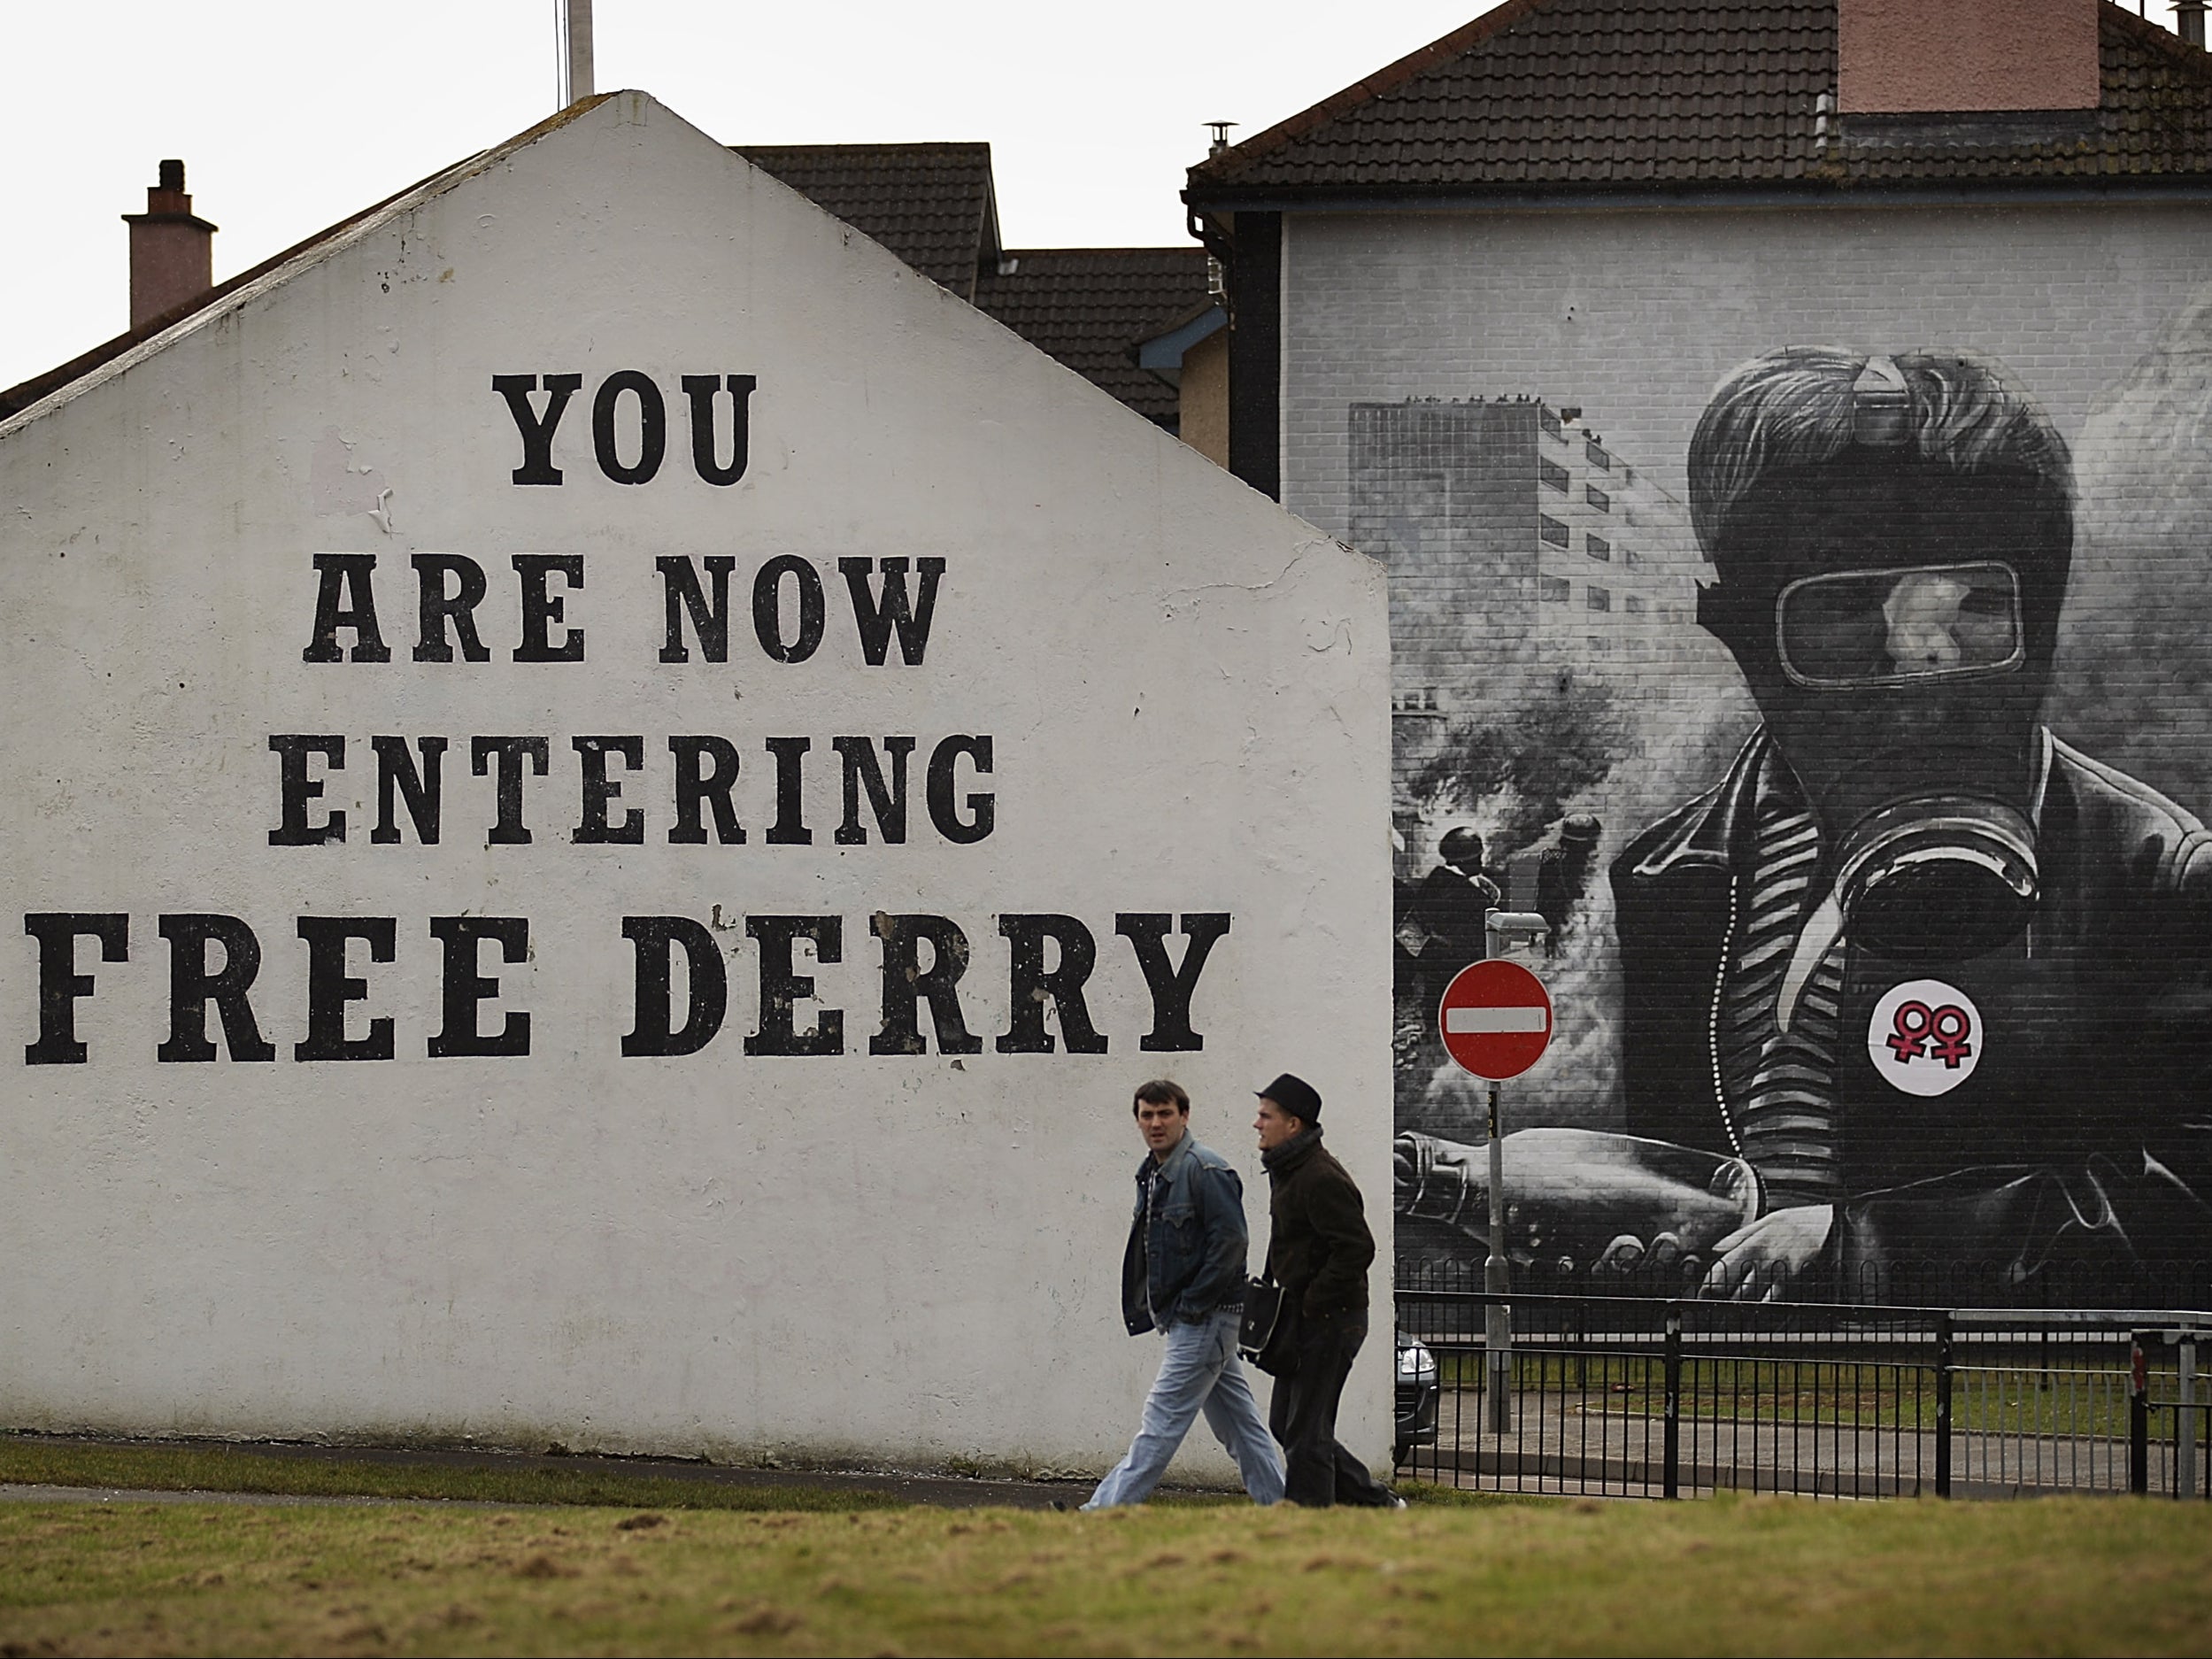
<box><xmin>1185</xmin><ymin>0</ymin><xmax>2212</xmax><ymax>201</ymax></box>
<box><xmin>971</xmin><ymin>249</ymin><xmax>1213</xmax><ymax>427</ymax></box>
<box><xmin>4</xmin><ymin>128</ymin><xmax>1196</xmax><ymax>435</ymax></box>
<box><xmin>736</xmin><ymin>143</ymin><xmax>998</xmax><ymax>298</ymax></box>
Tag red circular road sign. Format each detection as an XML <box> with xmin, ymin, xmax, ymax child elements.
<box><xmin>1437</xmin><ymin>959</ymin><xmax>1554</xmax><ymax>1080</ymax></box>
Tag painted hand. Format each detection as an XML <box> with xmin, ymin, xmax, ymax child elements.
<box><xmin>1700</xmin><ymin>1205</ymin><xmax>1836</xmax><ymax>1301</ymax></box>
<box><xmin>1393</xmin><ymin>1128</ymin><xmax>1760</xmax><ymax>1275</ymax></box>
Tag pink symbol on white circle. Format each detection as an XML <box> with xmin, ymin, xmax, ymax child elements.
<box><xmin>1868</xmin><ymin>979</ymin><xmax>1982</xmax><ymax>1098</ymax></box>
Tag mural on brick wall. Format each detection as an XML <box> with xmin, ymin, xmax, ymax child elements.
<box><xmin>1379</xmin><ymin>333</ymin><xmax>2212</xmax><ymax>1305</ymax></box>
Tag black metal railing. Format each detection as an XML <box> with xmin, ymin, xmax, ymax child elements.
<box><xmin>1397</xmin><ymin>1253</ymin><xmax>2212</xmax><ymax>1311</ymax></box>
<box><xmin>1393</xmin><ymin>1281</ymin><xmax>2212</xmax><ymax>1501</ymax></box>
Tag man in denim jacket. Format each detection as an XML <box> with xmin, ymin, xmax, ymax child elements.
<box><xmin>1082</xmin><ymin>1080</ymin><xmax>1285</xmax><ymax>1509</ymax></box>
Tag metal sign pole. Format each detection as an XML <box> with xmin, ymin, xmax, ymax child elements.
<box><xmin>1485</xmin><ymin>1078</ymin><xmax>1512</xmax><ymax>1433</ymax></box>
<box><xmin>1442</xmin><ymin>925</ymin><xmax>1547</xmax><ymax>1440</ymax></box>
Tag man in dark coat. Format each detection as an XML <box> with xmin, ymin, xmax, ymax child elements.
<box><xmin>1254</xmin><ymin>1073</ymin><xmax>1402</xmax><ymax>1508</ymax></box>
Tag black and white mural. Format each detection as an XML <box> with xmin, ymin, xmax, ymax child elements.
<box><xmin>1378</xmin><ymin>329</ymin><xmax>2212</xmax><ymax>1305</ymax></box>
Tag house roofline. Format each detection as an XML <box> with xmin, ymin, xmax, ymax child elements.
<box><xmin>993</xmin><ymin>245</ymin><xmax>1207</xmax><ymax>258</ymax></box>
<box><xmin>1184</xmin><ymin>3</ymin><xmax>2212</xmax><ymax>202</ymax></box>
<box><xmin>1184</xmin><ymin>174</ymin><xmax>2212</xmax><ymax>217</ymax></box>
<box><xmin>1134</xmin><ymin>303</ymin><xmax>1227</xmax><ymax>372</ymax></box>
<box><xmin>1186</xmin><ymin>0</ymin><xmax>1551</xmax><ymax>186</ymax></box>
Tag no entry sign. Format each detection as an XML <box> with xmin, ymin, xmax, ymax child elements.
<box><xmin>1438</xmin><ymin>959</ymin><xmax>1553</xmax><ymax>1080</ymax></box>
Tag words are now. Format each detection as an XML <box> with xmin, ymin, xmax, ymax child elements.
<box><xmin>302</xmin><ymin>552</ymin><xmax>944</xmax><ymax>667</ymax></box>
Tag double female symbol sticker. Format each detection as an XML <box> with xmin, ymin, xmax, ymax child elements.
<box><xmin>1867</xmin><ymin>978</ymin><xmax>1983</xmax><ymax>1097</ymax></box>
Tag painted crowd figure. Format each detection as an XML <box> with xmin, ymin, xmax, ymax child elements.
<box><xmin>1399</xmin><ymin>347</ymin><xmax>2212</xmax><ymax>1304</ymax></box>
<box><xmin>1533</xmin><ymin>814</ymin><xmax>1601</xmax><ymax>955</ymax></box>
<box><xmin>1412</xmin><ymin>826</ymin><xmax>1502</xmax><ymax>998</ymax></box>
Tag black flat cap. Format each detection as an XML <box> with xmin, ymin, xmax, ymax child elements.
<box><xmin>1256</xmin><ymin>1072</ymin><xmax>1322</xmax><ymax>1123</ymax></box>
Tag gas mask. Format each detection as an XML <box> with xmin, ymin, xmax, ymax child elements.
<box><xmin>1696</xmin><ymin>368</ymin><xmax>2072</xmax><ymax>963</ymax></box>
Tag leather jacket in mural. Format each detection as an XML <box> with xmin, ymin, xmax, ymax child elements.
<box><xmin>1615</xmin><ymin>726</ymin><xmax>2212</xmax><ymax>1296</ymax></box>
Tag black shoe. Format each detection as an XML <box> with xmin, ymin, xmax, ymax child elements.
<box><xmin>1050</xmin><ymin>1499</ymin><xmax>1069</xmax><ymax>1512</ymax></box>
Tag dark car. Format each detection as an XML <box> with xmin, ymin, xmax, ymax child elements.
<box><xmin>1394</xmin><ymin>1335</ymin><xmax>1440</xmax><ymax>1464</ymax></box>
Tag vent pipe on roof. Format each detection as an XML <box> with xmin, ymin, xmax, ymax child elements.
<box><xmin>121</xmin><ymin>159</ymin><xmax>217</xmax><ymax>332</ymax></box>
<box><xmin>2178</xmin><ymin>0</ymin><xmax>2206</xmax><ymax>50</ymax></box>
<box><xmin>559</xmin><ymin>0</ymin><xmax>595</xmax><ymax>106</ymax></box>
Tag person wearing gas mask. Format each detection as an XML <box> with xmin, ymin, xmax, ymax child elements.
<box><xmin>1397</xmin><ymin>346</ymin><xmax>2212</xmax><ymax>1304</ymax></box>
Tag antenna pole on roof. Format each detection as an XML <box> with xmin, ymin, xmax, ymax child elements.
<box><xmin>558</xmin><ymin>0</ymin><xmax>595</xmax><ymax>107</ymax></box>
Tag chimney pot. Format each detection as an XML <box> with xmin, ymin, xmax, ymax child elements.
<box><xmin>122</xmin><ymin>158</ymin><xmax>218</xmax><ymax>331</ymax></box>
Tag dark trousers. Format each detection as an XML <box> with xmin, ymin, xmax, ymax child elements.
<box><xmin>1267</xmin><ymin>1309</ymin><xmax>1396</xmax><ymax>1508</ymax></box>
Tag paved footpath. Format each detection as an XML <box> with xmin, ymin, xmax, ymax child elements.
<box><xmin>0</xmin><ymin>1435</ymin><xmax>1101</xmax><ymax>1511</ymax></box>
<box><xmin>0</xmin><ymin>1483</ymin><xmax>536</xmax><ymax>1510</ymax></box>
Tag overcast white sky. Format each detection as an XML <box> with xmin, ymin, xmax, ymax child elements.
<box><xmin>2</xmin><ymin>0</ymin><xmax>1518</xmax><ymax>391</ymax></box>
<box><xmin>6</xmin><ymin>3</ymin><xmax>2189</xmax><ymax>393</ymax></box>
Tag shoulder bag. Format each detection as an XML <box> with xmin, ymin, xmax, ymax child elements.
<box><xmin>1237</xmin><ymin>1276</ymin><xmax>1299</xmax><ymax>1375</ymax></box>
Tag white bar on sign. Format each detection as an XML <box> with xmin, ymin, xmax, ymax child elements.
<box><xmin>1445</xmin><ymin>1007</ymin><xmax>1548</xmax><ymax>1035</ymax></box>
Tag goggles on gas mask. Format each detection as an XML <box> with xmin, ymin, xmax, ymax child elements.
<box><xmin>1776</xmin><ymin>562</ymin><xmax>2023</xmax><ymax>687</ymax></box>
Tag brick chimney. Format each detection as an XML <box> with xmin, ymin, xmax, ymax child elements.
<box><xmin>1838</xmin><ymin>0</ymin><xmax>2100</xmax><ymax>114</ymax></box>
<box><xmin>122</xmin><ymin>159</ymin><xmax>217</xmax><ymax>331</ymax></box>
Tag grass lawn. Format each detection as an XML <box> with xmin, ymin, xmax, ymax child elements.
<box><xmin>1</xmin><ymin>1485</ymin><xmax>2208</xmax><ymax>1656</ymax></box>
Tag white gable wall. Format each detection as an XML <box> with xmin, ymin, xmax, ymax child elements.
<box><xmin>0</xmin><ymin>94</ymin><xmax>1391</xmax><ymax>1475</ymax></box>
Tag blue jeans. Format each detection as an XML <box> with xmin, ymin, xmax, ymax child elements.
<box><xmin>1083</xmin><ymin>1307</ymin><xmax>1285</xmax><ymax>1508</ymax></box>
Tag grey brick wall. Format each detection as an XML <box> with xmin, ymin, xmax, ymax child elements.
<box><xmin>1283</xmin><ymin>202</ymin><xmax>2212</xmax><ymax>539</ymax></box>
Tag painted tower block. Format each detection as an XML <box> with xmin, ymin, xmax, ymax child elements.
<box><xmin>1352</xmin><ymin>397</ymin><xmax>1716</xmax><ymax>833</ymax></box>
<box><xmin>0</xmin><ymin>94</ymin><xmax>1391</xmax><ymax>1472</ymax></box>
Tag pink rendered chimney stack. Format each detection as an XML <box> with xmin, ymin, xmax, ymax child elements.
<box><xmin>1838</xmin><ymin>0</ymin><xmax>2100</xmax><ymax>114</ymax></box>
<box><xmin>122</xmin><ymin>159</ymin><xmax>217</xmax><ymax>331</ymax></box>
